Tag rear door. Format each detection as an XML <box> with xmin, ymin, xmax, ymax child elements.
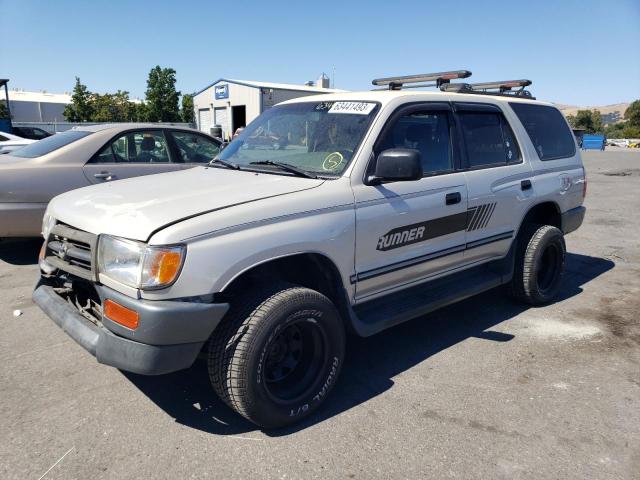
<box><xmin>353</xmin><ymin>102</ymin><xmax>468</xmax><ymax>301</ymax></box>
<box><xmin>454</xmin><ymin>102</ymin><xmax>534</xmax><ymax>263</ymax></box>
<box><xmin>82</xmin><ymin>129</ymin><xmax>183</xmax><ymax>184</ymax></box>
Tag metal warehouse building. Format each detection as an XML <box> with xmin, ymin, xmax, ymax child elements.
<box><xmin>193</xmin><ymin>75</ymin><xmax>342</xmax><ymax>140</ymax></box>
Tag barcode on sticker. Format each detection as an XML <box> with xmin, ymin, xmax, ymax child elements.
<box><xmin>328</xmin><ymin>102</ymin><xmax>376</xmax><ymax>115</ymax></box>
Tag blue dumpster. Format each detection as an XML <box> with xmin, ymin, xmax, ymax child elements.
<box><xmin>582</xmin><ymin>134</ymin><xmax>606</xmax><ymax>150</ymax></box>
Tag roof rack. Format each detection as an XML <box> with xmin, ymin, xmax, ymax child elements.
<box><xmin>372</xmin><ymin>70</ymin><xmax>472</xmax><ymax>90</ymax></box>
<box><xmin>441</xmin><ymin>79</ymin><xmax>534</xmax><ymax>99</ymax></box>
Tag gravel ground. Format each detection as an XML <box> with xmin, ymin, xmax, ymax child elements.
<box><xmin>1</xmin><ymin>150</ymin><xmax>638</xmax><ymax>480</ymax></box>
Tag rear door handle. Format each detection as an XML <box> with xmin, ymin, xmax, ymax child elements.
<box><xmin>521</xmin><ymin>179</ymin><xmax>532</xmax><ymax>190</ymax></box>
<box><xmin>94</xmin><ymin>171</ymin><xmax>114</xmax><ymax>180</ymax></box>
<box><xmin>445</xmin><ymin>192</ymin><xmax>461</xmax><ymax>205</ymax></box>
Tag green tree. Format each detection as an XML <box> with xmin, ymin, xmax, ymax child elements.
<box><xmin>590</xmin><ymin>109</ymin><xmax>603</xmax><ymax>134</ymax></box>
<box><xmin>624</xmin><ymin>100</ymin><xmax>640</xmax><ymax>127</ymax></box>
<box><xmin>145</xmin><ymin>66</ymin><xmax>181</xmax><ymax>122</ymax></box>
<box><xmin>90</xmin><ymin>91</ymin><xmax>135</xmax><ymax>122</ymax></box>
<box><xmin>129</xmin><ymin>101</ymin><xmax>149</xmax><ymax>122</ymax></box>
<box><xmin>181</xmin><ymin>93</ymin><xmax>195</xmax><ymax>124</ymax></box>
<box><xmin>622</xmin><ymin>124</ymin><xmax>640</xmax><ymax>138</ymax></box>
<box><xmin>604</xmin><ymin>122</ymin><xmax>625</xmax><ymax>138</ymax></box>
<box><xmin>63</xmin><ymin>77</ymin><xmax>94</xmax><ymax>122</ymax></box>
<box><xmin>570</xmin><ymin>109</ymin><xmax>605</xmax><ymax>134</ymax></box>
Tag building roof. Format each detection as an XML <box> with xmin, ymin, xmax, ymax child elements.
<box><xmin>8</xmin><ymin>90</ymin><xmax>72</xmax><ymax>104</ymax></box>
<box><xmin>193</xmin><ymin>78</ymin><xmax>345</xmax><ymax>97</ymax></box>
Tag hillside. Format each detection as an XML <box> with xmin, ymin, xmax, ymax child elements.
<box><xmin>556</xmin><ymin>103</ymin><xmax>630</xmax><ymax>124</ymax></box>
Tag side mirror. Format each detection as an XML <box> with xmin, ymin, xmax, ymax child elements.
<box><xmin>367</xmin><ymin>148</ymin><xmax>423</xmax><ymax>185</ymax></box>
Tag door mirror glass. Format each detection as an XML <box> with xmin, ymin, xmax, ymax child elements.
<box><xmin>368</xmin><ymin>148</ymin><xmax>423</xmax><ymax>185</ymax></box>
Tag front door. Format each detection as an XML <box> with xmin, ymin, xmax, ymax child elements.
<box><xmin>82</xmin><ymin>129</ymin><xmax>183</xmax><ymax>184</ymax></box>
<box><xmin>353</xmin><ymin>103</ymin><xmax>468</xmax><ymax>302</ymax></box>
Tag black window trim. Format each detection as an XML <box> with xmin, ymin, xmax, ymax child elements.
<box><xmin>508</xmin><ymin>102</ymin><xmax>577</xmax><ymax>162</ymax></box>
<box><xmin>88</xmin><ymin>128</ymin><xmax>176</xmax><ymax>165</ymax></box>
<box><xmin>453</xmin><ymin>102</ymin><xmax>524</xmax><ymax>171</ymax></box>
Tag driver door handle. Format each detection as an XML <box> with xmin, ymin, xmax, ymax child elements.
<box><xmin>445</xmin><ymin>192</ymin><xmax>461</xmax><ymax>205</ymax></box>
<box><xmin>94</xmin><ymin>171</ymin><xmax>114</xmax><ymax>180</ymax></box>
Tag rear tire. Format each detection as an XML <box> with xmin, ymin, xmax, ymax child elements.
<box><xmin>510</xmin><ymin>224</ymin><xmax>566</xmax><ymax>305</ymax></box>
<box><xmin>208</xmin><ymin>284</ymin><xmax>345</xmax><ymax>428</ymax></box>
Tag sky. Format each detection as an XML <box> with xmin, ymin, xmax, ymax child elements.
<box><xmin>1</xmin><ymin>0</ymin><xmax>638</xmax><ymax>106</ymax></box>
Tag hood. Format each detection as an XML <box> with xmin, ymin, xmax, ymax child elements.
<box><xmin>48</xmin><ymin>166</ymin><xmax>324</xmax><ymax>241</ymax></box>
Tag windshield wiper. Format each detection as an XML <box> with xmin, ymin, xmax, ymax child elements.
<box><xmin>249</xmin><ymin>160</ymin><xmax>317</xmax><ymax>179</ymax></box>
<box><xmin>209</xmin><ymin>158</ymin><xmax>241</xmax><ymax>170</ymax></box>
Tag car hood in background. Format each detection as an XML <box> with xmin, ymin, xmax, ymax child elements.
<box><xmin>47</xmin><ymin>166</ymin><xmax>324</xmax><ymax>241</ymax></box>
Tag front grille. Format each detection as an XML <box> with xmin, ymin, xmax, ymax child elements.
<box><xmin>44</xmin><ymin>224</ymin><xmax>98</xmax><ymax>281</ymax></box>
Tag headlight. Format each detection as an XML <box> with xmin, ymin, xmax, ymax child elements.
<box><xmin>97</xmin><ymin>235</ymin><xmax>186</xmax><ymax>290</ymax></box>
<box><xmin>42</xmin><ymin>213</ymin><xmax>56</xmax><ymax>240</ymax></box>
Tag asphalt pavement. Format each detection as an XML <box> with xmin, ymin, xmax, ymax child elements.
<box><xmin>1</xmin><ymin>150</ymin><xmax>638</xmax><ymax>479</ymax></box>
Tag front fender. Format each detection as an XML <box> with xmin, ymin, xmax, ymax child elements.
<box><xmin>140</xmin><ymin>204</ymin><xmax>356</xmax><ymax>301</ymax></box>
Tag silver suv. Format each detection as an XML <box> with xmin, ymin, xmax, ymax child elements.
<box><xmin>33</xmin><ymin>71</ymin><xmax>586</xmax><ymax>428</ymax></box>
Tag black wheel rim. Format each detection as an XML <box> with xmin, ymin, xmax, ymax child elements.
<box><xmin>263</xmin><ymin>318</ymin><xmax>328</xmax><ymax>404</ymax></box>
<box><xmin>537</xmin><ymin>242</ymin><xmax>562</xmax><ymax>293</ymax></box>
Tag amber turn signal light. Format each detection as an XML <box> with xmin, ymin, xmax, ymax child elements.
<box><xmin>104</xmin><ymin>299</ymin><xmax>139</xmax><ymax>330</ymax></box>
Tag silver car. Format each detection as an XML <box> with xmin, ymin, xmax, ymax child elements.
<box><xmin>0</xmin><ymin>124</ymin><xmax>221</xmax><ymax>237</ymax></box>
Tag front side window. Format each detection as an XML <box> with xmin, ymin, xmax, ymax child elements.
<box><xmin>378</xmin><ymin>111</ymin><xmax>452</xmax><ymax>174</ymax></box>
<box><xmin>11</xmin><ymin>130</ymin><xmax>92</xmax><ymax>158</ymax></box>
<box><xmin>217</xmin><ymin>101</ymin><xmax>379</xmax><ymax>176</ymax></box>
<box><xmin>459</xmin><ymin>112</ymin><xmax>521</xmax><ymax>168</ymax></box>
<box><xmin>171</xmin><ymin>131</ymin><xmax>220</xmax><ymax>163</ymax></box>
<box><xmin>93</xmin><ymin>130</ymin><xmax>171</xmax><ymax>163</ymax></box>
<box><xmin>509</xmin><ymin>103</ymin><xmax>576</xmax><ymax>160</ymax></box>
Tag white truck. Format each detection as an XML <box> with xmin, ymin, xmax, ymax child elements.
<box><xmin>34</xmin><ymin>71</ymin><xmax>586</xmax><ymax>428</ymax></box>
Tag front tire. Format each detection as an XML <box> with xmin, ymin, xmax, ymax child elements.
<box><xmin>208</xmin><ymin>284</ymin><xmax>345</xmax><ymax>428</ymax></box>
<box><xmin>510</xmin><ymin>224</ymin><xmax>566</xmax><ymax>305</ymax></box>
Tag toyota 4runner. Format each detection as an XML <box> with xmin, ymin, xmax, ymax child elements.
<box><xmin>33</xmin><ymin>71</ymin><xmax>586</xmax><ymax>428</ymax></box>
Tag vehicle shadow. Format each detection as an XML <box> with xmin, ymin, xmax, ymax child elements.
<box><xmin>123</xmin><ymin>252</ymin><xmax>614</xmax><ymax>436</ymax></box>
<box><xmin>0</xmin><ymin>238</ymin><xmax>42</xmax><ymax>265</ymax></box>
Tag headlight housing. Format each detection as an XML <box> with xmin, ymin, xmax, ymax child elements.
<box><xmin>97</xmin><ymin>235</ymin><xmax>186</xmax><ymax>290</ymax></box>
<box><xmin>41</xmin><ymin>213</ymin><xmax>56</xmax><ymax>240</ymax></box>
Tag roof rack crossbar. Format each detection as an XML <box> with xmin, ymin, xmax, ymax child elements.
<box><xmin>440</xmin><ymin>79</ymin><xmax>535</xmax><ymax>99</ymax></box>
<box><xmin>372</xmin><ymin>70</ymin><xmax>471</xmax><ymax>90</ymax></box>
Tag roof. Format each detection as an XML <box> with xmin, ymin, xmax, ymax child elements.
<box><xmin>71</xmin><ymin>123</ymin><xmax>198</xmax><ymax>133</ymax></box>
<box><xmin>194</xmin><ymin>78</ymin><xmax>345</xmax><ymax>97</ymax></box>
<box><xmin>8</xmin><ymin>90</ymin><xmax>72</xmax><ymax>104</ymax></box>
<box><xmin>280</xmin><ymin>89</ymin><xmax>553</xmax><ymax>108</ymax></box>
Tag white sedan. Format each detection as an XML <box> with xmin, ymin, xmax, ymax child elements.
<box><xmin>0</xmin><ymin>131</ymin><xmax>34</xmax><ymax>153</ymax></box>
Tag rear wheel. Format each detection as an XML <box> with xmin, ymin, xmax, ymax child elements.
<box><xmin>208</xmin><ymin>284</ymin><xmax>345</xmax><ymax>428</ymax></box>
<box><xmin>510</xmin><ymin>224</ymin><xmax>566</xmax><ymax>305</ymax></box>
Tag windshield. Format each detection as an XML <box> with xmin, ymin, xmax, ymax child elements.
<box><xmin>11</xmin><ymin>130</ymin><xmax>92</xmax><ymax>158</ymax></box>
<box><xmin>217</xmin><ymin>101</ymin><xmax>379</xmax><ymax>176</ymax></box>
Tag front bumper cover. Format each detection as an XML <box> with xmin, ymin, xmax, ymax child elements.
<box><xmin>33</xmin><ymin>280</ymin><xmax>229</xmax><ymax>375</ymax></box>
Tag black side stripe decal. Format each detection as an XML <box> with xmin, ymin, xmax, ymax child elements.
<box><xmin>352</xmin><ymin>230</ymin><xmax>514</xmax><ymax>283</ymax></box>
<box><xmin>467</xmin><ymin>202</ymin><xmax>497</xmax><ymax>231</ymax></box>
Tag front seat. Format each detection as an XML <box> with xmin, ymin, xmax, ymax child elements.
<box><xmin>137</xmin><ymin>136</ymin><xmax>157</xmax><ymax>162</ymax></box>
<box><xmin>405</xmin><ymin>124</ymin><xmax>433</xmax><ymax>171</ymax></box>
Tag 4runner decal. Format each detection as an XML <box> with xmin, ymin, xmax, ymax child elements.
<box><xmin>376</xmin><ymin>212</ymin><xmax>467</xmax><ymax>251</ymax></box>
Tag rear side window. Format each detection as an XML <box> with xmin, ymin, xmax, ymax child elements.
<box><xmin>11</xmin><ymin>130</ymin><xmax>92</xmax><ymax>158</ymax></box>
<box><xmin>458</xmin><ymin>112</ymin><xmax>521</xmax><ymax>168</ymax></box>
<box><xmin>509</xmin><ymin>103</ymin><xmax>576</xmax><ymax>160</ymax></box>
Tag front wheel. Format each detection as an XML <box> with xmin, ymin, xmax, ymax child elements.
<box><xmin>208</xmin><ymin>285</ymin><xmax>346</xmax><ymax>428</ymax></box>
<box><xmin>510</xmin><ymin>225</ymin><xmax>566</xmax><ymax>305</ymax></box>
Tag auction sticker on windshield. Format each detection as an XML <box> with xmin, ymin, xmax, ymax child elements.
<box><xmin>328</xmin><ymin>102</ymin><xmax>376</xmax><ymax>115</ymax></box>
